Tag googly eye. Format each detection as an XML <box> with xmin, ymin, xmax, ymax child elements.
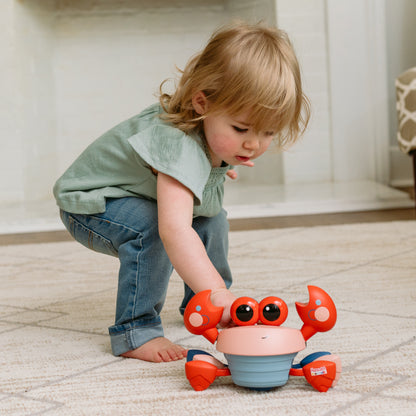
<box><xmin>259</xmin><ymin>296</ymin><xmax>288</xmax><ymax>326</ymax></box>
<box><xmin>230</xmin><ymin>297</ymin><xmax>259</xmax><ymax>326</ymax></box>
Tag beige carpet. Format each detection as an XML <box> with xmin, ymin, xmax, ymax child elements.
<box><xmin>1</xmin><ymin>221</ymin><xmax>415</xmax><ymax>415</ymax></box>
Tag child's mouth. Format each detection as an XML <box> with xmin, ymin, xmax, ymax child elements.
<box><xmin>236</xmin><ymin>156</ymin><xmax>250</xmax><ymax>163</ymax></box>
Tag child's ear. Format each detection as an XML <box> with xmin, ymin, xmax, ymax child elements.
<box><xmin>192</xmin><ymin>91</ymin><xmax>209</xmax><ymax>115</ymax></box>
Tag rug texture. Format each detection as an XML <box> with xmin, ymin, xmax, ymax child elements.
<box><xmin>0</xmin><ymin>221</ymin><xmax>415</xmax><ymax>415</ymax></box>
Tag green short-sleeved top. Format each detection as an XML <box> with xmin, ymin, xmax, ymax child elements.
<box><xmin>53</xmin><ymin>103</ymin><xmax>231</xmax><ymax>218</ymax></box>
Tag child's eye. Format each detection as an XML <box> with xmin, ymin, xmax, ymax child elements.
<box><xmin>265</xmin><ymin>131</ymin><xmax>275</xmax><ymax>137</ymax></box>
<box><xmin>233</xmin><ymin>126</ymin><xmax>248</xmax><ymax>133</ymax></box>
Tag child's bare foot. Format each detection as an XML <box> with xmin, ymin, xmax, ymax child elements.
<box><xmin>121</xmin><ymin>337</ymin><xmax>188</xmax><ymax>363</ymax></box>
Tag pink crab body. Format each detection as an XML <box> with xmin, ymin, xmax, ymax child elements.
<box><xmin>217</xmin><ymin>326</ymin><xmax>306</xmax><ymax>389</ymax></box>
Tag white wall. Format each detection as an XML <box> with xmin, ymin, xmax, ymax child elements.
<box><xmin>276</xmin><ymin>0</ymin><xmax>332</xmax><ymax>184</ymax></box>
<box><xmin>0</xmin><ymin>1</ymin><xmax>57</xmax><ymax>203</ymax></box>
<box><xmin>0</xmin><ymin>0</ymin><xmax>413</xmax><ymax>206</ymax></box>
<box><xmin>325</xmin><ymin>0</ymin><xmax>391</xmax><ymax>184</ymax></box>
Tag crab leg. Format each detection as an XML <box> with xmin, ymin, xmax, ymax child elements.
<box><xmin>185</xmin><ymin>350</ymin><xmax>231</xmax><ymax>391</ymax></box>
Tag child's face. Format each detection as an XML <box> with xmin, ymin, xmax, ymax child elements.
<box><xmin>202</xmin><ymin>111</ymin><xmax>274</xmax><ymax>167</ymax></box>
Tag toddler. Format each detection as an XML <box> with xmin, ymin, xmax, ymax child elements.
<box><xmin>53</xmin><ymin>21</ymin><xmax>310</xmax><ymax>363</ymax></box>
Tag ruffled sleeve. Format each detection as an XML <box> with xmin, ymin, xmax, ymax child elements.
<box><xmin>127</xmin><ymin>124</ymin><xmax>211</xmax><ymax>205</ymax></box>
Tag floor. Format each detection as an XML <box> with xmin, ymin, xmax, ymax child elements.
<box><xmin>1</xmin><ymin>220</ymin><xmax>415</xmax><ymax>415</ymax></box>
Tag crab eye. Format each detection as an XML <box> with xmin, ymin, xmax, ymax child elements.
<box><xmin>263</xmin><ymin>303</ymin><xmax>280</xmax><ymax>321</ymax></box>
<box><xmin>259</xmin><ymin>296</ymin><xmax>288</xmax><ymax>326</ymax></box>
<box><xmin>230</xmin><ymin>297</ymin><xmax>259</xmax><ymax>326</ymax></box>
<box><xmin>236</xmin><ymin>305</ymin><xmax>254</xmax><ymax>321</ymax></box>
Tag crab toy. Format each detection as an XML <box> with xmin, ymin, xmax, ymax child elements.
<box><xmin>184</xmin><ymin>286</ymin><xmax>341</xmax><ymax>392</ymax></box>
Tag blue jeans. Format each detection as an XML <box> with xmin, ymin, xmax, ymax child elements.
<box><xmin>59</xmin><ymin>197</ymin><xmax>232</xmax><ymax>355</ymax></box>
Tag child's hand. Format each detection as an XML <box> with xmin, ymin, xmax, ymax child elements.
<box><xmin>226</xmin><ymin>170</ymin><xmax>238</xmax><ymax>180</ymax></box>
<box><xmin>210</xmin><ymin>288</ymin><xmax>237</xmax><ymax>328</ymax></box>
<box><xmin>226</xmin><ymin>160</ymin><xmax>255</xmax><ymax>180</ymax></box>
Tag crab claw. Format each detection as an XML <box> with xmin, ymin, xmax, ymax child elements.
<box><xmin>296</xmin><ymin>286</ymin><xmax>337</xmax><ymax>341</ymax></box>
<box><xmin>184</xmin><ymin>290</ymin><xmax>224</xmax><ymax>343</ymax></box>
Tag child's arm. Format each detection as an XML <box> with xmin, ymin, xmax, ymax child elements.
<box><xmin>157</xmin><ymin>172</ymin><xmax>236</xmax><ymax>326</ymax></box>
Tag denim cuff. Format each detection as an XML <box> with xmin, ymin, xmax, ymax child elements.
<box><xmin>109</xmin><ymin>322</ymin><xmax>164</xmax><ymax>356</ymax></box>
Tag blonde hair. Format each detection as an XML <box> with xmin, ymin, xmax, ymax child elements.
<box><xmin>159</xmin><ymin>21</ymin><xmax>310</xmax><ymax>148</ymax></box>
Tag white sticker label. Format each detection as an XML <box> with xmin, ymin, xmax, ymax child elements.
<box><xmin>311</xmin><ymin>366</ymin><xmax>327</xmax><ymax>376</ymax></box>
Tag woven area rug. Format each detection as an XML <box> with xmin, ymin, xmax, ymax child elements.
<box><xmin>1</xmin><ymin>220</ymin><xmax>415</xmax><ymax>415</ymax></box>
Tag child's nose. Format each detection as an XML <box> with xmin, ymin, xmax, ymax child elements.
<box><xmin>243</xmin><ymin>137</ymin><xmax>260</xmax><ymax>150</ymax></box>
